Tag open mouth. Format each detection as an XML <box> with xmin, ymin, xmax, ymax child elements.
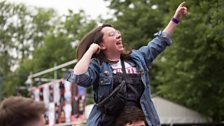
<box><xmin>116</xmin><ymin>40</ymin><xmax>122</xmax><ymax>46</ymax></box>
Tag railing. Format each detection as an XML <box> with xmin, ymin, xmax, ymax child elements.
<box><xmin>25</xmin><ymin>59</ymin><xmax>77</xmax><ymax>89</ymax></box>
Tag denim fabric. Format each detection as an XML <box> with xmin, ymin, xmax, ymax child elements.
<box><xmin>65</xmin><ymin>31</ymin><xmax>171</xmax><ymax>126</ymax></box>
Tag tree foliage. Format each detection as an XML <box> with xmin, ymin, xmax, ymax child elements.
<box><xmin>0</xmin><ymin>1</ymin><xmax>27</xmax><ymax>76</ymax></box>
<box><xmin>0</xmin><ymin>1</ymin><xmax>97</xmax><ymax>96</ymax></box>
<box><xmin>155</xmin><ymin>0</ymin><xmax>224</xmax><ymax>121</ymax></box>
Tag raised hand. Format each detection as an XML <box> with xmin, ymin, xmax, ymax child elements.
<box><xmin>89</xmin><ymin>43</ymin><xmax>101</xmax><ymax>54</ymax></box>
<box><xmin>174</xmin><ymin>1</ymin><xmax>188</xmax><ymax>21</ymax></box>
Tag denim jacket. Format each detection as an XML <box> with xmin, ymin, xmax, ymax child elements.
<box><xmin>65</xmin><ymin>31</ymin><xmax>172</xmax><ymax>126</ymax></box>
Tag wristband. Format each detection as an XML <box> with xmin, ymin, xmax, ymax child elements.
<box><xmin>172</xmin><ymin>17</ymin><xmax>179</xmax><ymax>24</ymax></box>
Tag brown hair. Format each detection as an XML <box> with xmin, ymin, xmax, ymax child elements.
<box><xmin>0</xmin><ymin>96</ymin><xmax>47</xmax><ymax>126</ymax></box>
<box><xmin>115</xmin><ymin>106</ymin><xmax>146</xmax><ymax>126</ymax></box>
<box><xmin>76</xmin><ymin>24</ymin><xmax>131</xmax><ymax>62</ymax></box>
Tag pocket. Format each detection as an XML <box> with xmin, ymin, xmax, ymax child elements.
<box><xmin>99</xmin><ymin>77</ymin><xmax>110</xmax><ymax>85</ymax></box>
<box><xmin>98</xmin><ymin>75</ymin><xmax>112</xmax><ymax>101</ymax></box>
<box><xmin>99</xmin><ymin>72</ymin><xmax>111</xmax><ymax>85</ymax></box>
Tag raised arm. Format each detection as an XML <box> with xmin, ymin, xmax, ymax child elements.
<box><xmin>73</xmin><ymin>43</ymin><xmax>100</xmax><ymax>74</ymax></box>
<box><xmin>163</xmin><ymin>1</ymin><xmax>187</xmax><ymax>36</ymax></box>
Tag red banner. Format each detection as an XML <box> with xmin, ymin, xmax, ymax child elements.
<box><xmin>31</xmin><ymin>80</ymin><xmax>86</xmax><ymax>125</ymax></box>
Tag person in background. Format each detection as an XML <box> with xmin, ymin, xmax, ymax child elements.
<box><xmin>0</xmin><ymin>96</ymin><xmax>47</xmax><ymax>126</ymax></box>
<box><xmin>64</xmin><ymin>1</ymin><xmax>187</xmax><ymax>126</ymax></box>
<box><xmin>115</xmin><ymin>106</ymin><xmax>146</xmax><ymax>126</ymax></box>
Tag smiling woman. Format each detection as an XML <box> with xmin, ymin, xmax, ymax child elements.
<box><xmin>7</xmin><ymin>0</ymin><xmax>112</xmax><ymax>19</ymax></box>
<box><xmin>64</xmin><ymin>2</ymin><xmax>187</xmax><ymax>126</ymax></box>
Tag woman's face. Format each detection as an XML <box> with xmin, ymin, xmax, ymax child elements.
<box><xmin>100</xmin><ymin>26</ymin><xmax>124</xmax><ymax>56</ymax></box>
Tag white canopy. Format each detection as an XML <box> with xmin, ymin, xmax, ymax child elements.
<box><xmin>152</xmin><ymin>96</ymin><xmax>212</xmax><ymax>124</ymax></box>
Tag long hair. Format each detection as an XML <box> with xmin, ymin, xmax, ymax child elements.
<box><xmin>76</xmin><ymin>24</ymin><xmax>131</xmax><ymax>62</ymax></box>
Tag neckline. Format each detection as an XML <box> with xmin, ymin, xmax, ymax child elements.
<box><xmin>108</xmin><ymin>59</ymin><xmax>120</xmax><ymax>64</ymax></box>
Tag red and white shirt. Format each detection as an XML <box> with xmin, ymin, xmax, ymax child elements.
<box><xmin>110</xmin><ymin>59</ymin><xmax>139</xmax><ymax>74</ymax></box>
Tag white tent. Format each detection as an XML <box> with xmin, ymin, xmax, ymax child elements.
<box><xmin>152</xmin><ymin>96</ymin><xmax>212</xmax><ymax>124</ymax></box>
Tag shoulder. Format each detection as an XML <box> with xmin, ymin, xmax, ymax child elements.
<box><xmin>90</xmin><ymin>58</ymin><xmax>110</xmax><ymax>70</ymax></box>
<box><xmin>91</xmin><ymin>58</ymin><xmax>100</xmax><ymax>64</ymax></box>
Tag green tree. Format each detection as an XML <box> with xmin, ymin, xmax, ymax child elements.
<box><xmin>1</xmin><ymin>1</ymin><xmax>98</xmax><ymax>96</ymax></box>
<box><xmin>29</xmin><ymin>10</ymin><xmax>97</xmax><ymax>80</ymax></box>
<box><xmin>0</xmin><ymin>1</ymin><xmax>60</xmax><ymax>96</ymax></box>
<box><xmin>0</xmin><ymin>1</ymin><xmax>27</xmax><ymax>76</ymax></box>
<box><xmin>0</xmin><ymin>1</ymin><xmax>57</xmax><ymax>73</ymax></box>
<box><xmin>155</xmin><ymin>0</ymin><xmax>224</xmax><ymax>121</ymax></box>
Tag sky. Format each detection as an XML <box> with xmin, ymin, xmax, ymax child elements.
<box><xmin>6</xmin><ymin>0</ymin><xmax>113</xmax><ymax>19</ymax></box>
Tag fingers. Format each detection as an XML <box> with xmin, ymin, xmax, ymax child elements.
<box><xmin>96</xmin><ymin>48</ymin><xmax>101</xmax><ymax>54</ymax></box>
<box><xmin>179</xmin><ymin>1</ymin><xmax>186</xmax><ymax>7</ymax></box>
<box><xmin>89</xmin><ymin>43</ymin><xmax>101</xmax><ymax>54</ymax></box>
<box><xmin>178</xmin><ymin>1</ymin><xmax>187</xmax><ymax>15</ymax></box>
<box><xmin>183</xmin><ymin>7</ymin><xmax>188</xmax><ymax>15</ymax></box>
<box><xmin>174</xmin><ymin>1</ymin><xmax>187</xmax><ymax>20</ymax></box>
<box><xmin>180</xmin><ymin>6</ymin><xmax>187</xmax><ymax>15</ymax></box>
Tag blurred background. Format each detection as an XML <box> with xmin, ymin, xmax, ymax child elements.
<box><xmin>0</xmin><ymin>0</ymin><xmax>223</xmax><ymax>125</ymax></box>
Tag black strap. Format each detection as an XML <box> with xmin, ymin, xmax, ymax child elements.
<box><xmin>121</xmin><ymin>59</ymin><xmax>126</xmax><ymax>75</ymax></box>
<box><xmin>120</xmin><ymin>59</ymin><xmax>128</xmax><ymax>100</ymax></box>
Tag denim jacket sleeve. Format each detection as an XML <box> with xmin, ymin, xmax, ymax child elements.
<box><xmin>63</xmin><ymin>59</ymin><xmax>100</xmax><ymax>87</ymax></box>
<box><xmin>137</xmin><ymin>31</ymin><xmax>172</xmax><ymax>66</ymax></box>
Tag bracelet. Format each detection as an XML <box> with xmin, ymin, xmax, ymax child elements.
<box><xmin>172</xmin><ymin>17</ymin><xmax>179</xmax><ymax>24</ymax></box>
